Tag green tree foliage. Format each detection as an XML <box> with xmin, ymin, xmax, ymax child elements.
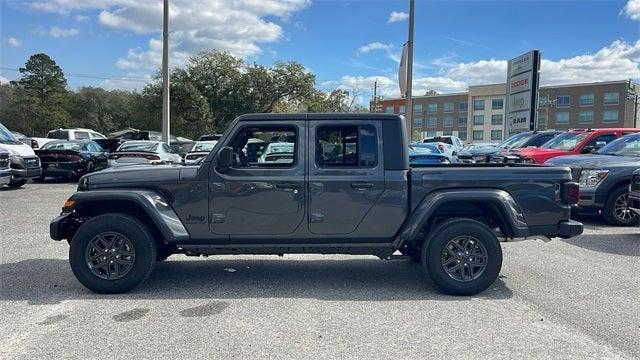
<box><xmin>1</xmin><ymin>51</ymin><xmax>368</xmax><ymax>138</ymax></box>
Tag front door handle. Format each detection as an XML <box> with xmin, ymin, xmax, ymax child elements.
<box><xmin>275</xmin><ymin>182</ymin><xmax>300</xmax><ymax>190</ymax></box>
<box><xmin>351</xmin><ymin>182</ymin><xmax>374</xmax><ymax>189</ymax></box>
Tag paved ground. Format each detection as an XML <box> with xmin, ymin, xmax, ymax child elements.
<box><xmin>1</xmin><ymin>182</ymin><xmax>638</xmax><ymax>359</ymax></box>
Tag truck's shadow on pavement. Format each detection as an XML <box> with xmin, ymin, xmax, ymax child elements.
<box><xmin>0</xmin><ymin>257</ymin><xmax>513</xmax><ymax>305</ymax></box>
<box><xmin>561</xmin><ymin>233</ymin><xmax>639</xmax><ymax>256</ymax></box>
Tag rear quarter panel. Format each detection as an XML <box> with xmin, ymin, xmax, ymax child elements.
<box><xmin>410</xmin><ymin>165</ymin><xmax>572</xmax><ymax>227</ymax></box>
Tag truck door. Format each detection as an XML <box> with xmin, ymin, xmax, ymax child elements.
<box><xmin>307</xmin><ymin>120</ymin><xmax>384</xmax><ymax>235</ymax></box>
<box><xmin>208</xmin><ymin>120</ymin><xmax>306</xmax><ymax>235</ymax></box>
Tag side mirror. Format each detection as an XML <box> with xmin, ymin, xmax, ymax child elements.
<box><xmin>217</xmin><ymin>146</ymin><xmax>234</xmax><ymax>168</ymax></box>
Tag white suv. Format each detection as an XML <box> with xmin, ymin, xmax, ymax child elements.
<box><xmin>23</xmin><ymin>128</ymin><xmax>107</xmax><ymax>150</ymax></box>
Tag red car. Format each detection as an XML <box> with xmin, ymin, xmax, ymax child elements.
<box><xmin>510</xmin><ymin>128</ymin><xmax>640</xmax><ymax>164</ymax></box>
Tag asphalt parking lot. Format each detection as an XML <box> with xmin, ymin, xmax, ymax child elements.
<box><xmin>1</xmin><ymin>182</ymin><xmax>638</xmax><ymax>359</ymax></box>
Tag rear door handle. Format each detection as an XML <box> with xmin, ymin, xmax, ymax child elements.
<box><xmin>275</xmin><ymin>182</ymin><xmax>300</xmax><ymax>190</ymax></box>
<box><xmin>351</xmin><ymin>182</ymin><xmax>374</xmax><ymax>189</ymax></box>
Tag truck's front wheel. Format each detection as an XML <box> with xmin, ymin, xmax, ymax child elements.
<box><xmin>69</xmin><ymin>213</ymin><xmax>157</xmax><ymax>294</ymax></box>
<box><xmin>422</xmin><ymin>218</ymin><xmax>502</xmax><ymax>296</ymax></box>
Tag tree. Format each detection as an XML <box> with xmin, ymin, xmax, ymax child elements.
<box><xmin>305</xmin><ymin>89</ymin><xmax>368</xmax><ymax>113</ymax></box>
<box><xmin>9</xmin><ymin>53</ymin><xmax>70</xmax><ymax>135</ymax></box>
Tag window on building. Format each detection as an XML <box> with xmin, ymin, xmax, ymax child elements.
<box><xmin>316</xmin><ymin>125</ymin><xmax>376</xmax><ymax>167</ymax></box>
<box><xmin>472</xmin><ymin>130</ymin><xmax>484</xmax><ymax>141</ymax></box>
<box><xmin>443</xmin><ymin>102</ymin><xmax>454</xmax><ymax>113</ymax></box>
<box><xmin>443</xmin><ymin>116</ymin><xmax>453</xmax><ymax>127</ymax></box>
<box><xmin>603</xmin><ymin>92</ymin><xmax>619</xmax><ymax>105</ymax></box>
<box><xmin>603</xmin><ymin>110</ymin><xmax>619</xmax><ymax>123</ymax></box>
<box><xmin>473</xmin><ymin>115</ymin><xmax>484</xmax><ymax>125</ymax></box>
<box><xmin>398</xmin><ymin>105</ymin><xmax>406</xmax><ymax>114</ymax></box>
<box><xmin>413</xmin><ymin>116</ymin><xmax>423</xmax><ymax>128</ymax></box>
<box><xmin>427</xmin><ymin>103</ymin><xmax>437</xmax><ymax>113</ymax></box>
<box><xmin>459</xmin><ymin>102</ymin><xmax>468</xmax><ymax>112</ymax></box>
<box><xmin>443</xmin><ymin>129</ymin><xmax>453</xmax><ymax>136</ymax></box>
<box><xmin>491</xmin><ymin>114</ymin><xmax>503</xmax><ymax>125</ymax></box>
<box><xmin>491</xmin><ymin>99</ymin><xmax>504</xmax><ymax>110</ymax></box>
<box><xmin>555</xmin><ymin>111</ymin><xmax>570</xmax><ymax>124</ymax></box>
<box><xmin>556</xmin><ymin>95</ymin><xmax>570</xmax><ymax>107</ymax></box>
<box><xmin>473</xmin><ymin>100</ymin><xmax>485</xmax><ymax>110</ymax></box>
<box><xmin>458</xmin><ymin>117</ymin><xmax>467</xmax><ymax>126</ymax></box>
<box><xmin>579</xmin><ymin>94</ymin><xmax>594</xmax><ymax>106</ymax></box>
<box><xmin>578</xmin><ymin>111</ymin><xmax>594</xmax><ymax>124</ymax></box>
<box><xmin>538</xmin><ymin>114</ymin><xmax>547</xmax><ymax>131</ymax></box>
<box><xmin>385</xmin><ymin>106</ymin><xmax>394</xmax><ymax>113</ymax></box>
<box><xmin>458</xmin><ymin>130</ymin><xmax>467</xmax><ymax>141</ymax></box>
<box><xmin>427</xmin><ymin>117</ymin><xmax>437</xmax><ymax>127</ymax></box>
<box><xmin>413</xmin><ymin>104</ymin><xmax>423</xmax><ymax>113</ymax></box>
<box><xmin>426</xmin><ymin>131</ymin><xmax>437</xmax><ymax>137</ymax></box>
<box><xmin>491</xmin><ymin>130</ymin><xmax>502</xmax><ymax>141</ymax></box>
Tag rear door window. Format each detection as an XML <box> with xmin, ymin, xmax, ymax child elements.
<box><xmin>316</xmin><ymin>125</ymin><xmax>377</xmax><ymax>167</ymax></box>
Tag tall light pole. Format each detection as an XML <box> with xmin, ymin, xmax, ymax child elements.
<box><xmin>405</xmin><ymin>0</ymin><xmax>415</xmax><ymax>141</ymax></box>
<box><xmin>161</xmin><ymin>0</ymin><xmax>170</xmax><ymax>144</ymax></box>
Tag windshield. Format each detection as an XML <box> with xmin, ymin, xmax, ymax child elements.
<box><xmin>117</xmin><ymin>142</ymin><xmax>158</xmax><ymax>152</ymax></box>
<box><xmin>598</xmin><ymin>135</ymin><xmax>640</xmax><ymax>157</ymax></box>
<box><xmin>410</xmin><ymin>144</ymin><xmax>439</xmax><ymax>154</ymax></box>
<box><xmin>193</xmin><ymin>141</ymin><xmax>217</xmax><ymax>152</ymax></box>
<box><xmin>543</xmin><ymin>132</ymin><xmax>589</xmax><ymax>150</ymax></box>
<box><xmin>0</xmin><ymin>123</ymin><xmax>21</xmax><ymax>144</ymax></box>
<box><xmin>265</xmin><ymin>143</ymin><xmax>294</xmax><ymax>154</ymax></box>
<box><xmin>498</xmin><ymin>132</ymin><xmax>531</xmax><ymax>149</ymax></box>
<box><xmin>42</xmin><ymin>141</ymin><xmax>83</xmax><ymax>151</ymax></box>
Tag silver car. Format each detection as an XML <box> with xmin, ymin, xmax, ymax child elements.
<box><xmin>108</xmin><ymin>141</ymin><xmax>181</xmax><ymax>167</ymax></box>
<box><xmin>184</xmin><ymin>140</ymin><xmax>218</xmax><ymax>165</ymax></box>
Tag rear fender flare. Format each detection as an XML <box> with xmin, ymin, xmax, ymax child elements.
<box><xmin>394</xmin><ymin>189</ymin><xmax>528</xmax><ymax>247</ymax></box>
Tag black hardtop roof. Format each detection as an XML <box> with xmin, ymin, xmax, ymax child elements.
<box><xmin>236</xmin><ymin>113</ymin><xmax>403</xmax><ymax>122</ymax></box>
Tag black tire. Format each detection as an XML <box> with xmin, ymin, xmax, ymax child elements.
<box><xmin>422</xmin><ymin>218</ymin><xmax>502</xmax><ymax>296</ymax></box>
<box><xmin>69</xmin><ymin>213</ymin><xmax>157</xmax><ymax>294</ymax></box>
<box><xmin>603</xmin><ymin>186</ymin><xmax>638</xmax><ymax>226</ymax></box>
<box><xmin>8</xmin><ymin>179</ymin><xmax>27</xmax><ymax>188</ymax></box>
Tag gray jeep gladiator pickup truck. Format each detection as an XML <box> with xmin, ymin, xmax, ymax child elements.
<box><xmin>51</xmin><ymin>113</ymin><xmax>583</xmax><ymax>295</ymax></box>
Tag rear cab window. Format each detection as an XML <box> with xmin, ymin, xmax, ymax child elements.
<box><xmin>47</xmin><ymin>130</ymin><xmax>69</xmax><ymax>139</ymax></box>
<box><xmin>316</xmin><ymin>125</ymin><xmax>377</xmax><ymax>167</ymax></box>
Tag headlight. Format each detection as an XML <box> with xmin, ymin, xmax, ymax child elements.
<box><xmin>579</xmin><ymin>170</ymin><xmax>609</xmax><ymax>187</ymax></box>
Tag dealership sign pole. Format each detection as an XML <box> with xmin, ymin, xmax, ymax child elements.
<box><xmin>505</xmin><ymin>50</ymin><xmax>541</xmax><ymax>135</ymax></box>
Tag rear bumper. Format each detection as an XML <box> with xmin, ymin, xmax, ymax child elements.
<box><xmin>11</xmin><ymin>167</ymin><xmax>42</xmax><ymax>180</ymax></box>
<box><xmin>42</xmin><ymin>162</ymin><xmax>85</xmax><ymax>177</ymax></box>
<box><xmin>527</xmin><ymin>220</ymin><xmax>584</xmax><ymax>239</ymax></box>
<box><xmin>629</xmin><ymin>192</ymin><xmax>640</xmax><ymax>215</ymax></box>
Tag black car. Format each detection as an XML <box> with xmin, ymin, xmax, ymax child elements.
<box><xmin>546</xmin><ymin>133</ymin><xmax>640</xmax><ymax>226</ymax></box>
<box><xmin>35</xmin><ymin>140</ymin><xmax>108</xmax><ymax>180</ymax></box>
<box><xmin>458</xmin><ymin>130</ymin><xmax>560</xmax><ymax>163</ymax></box>
<box><xmin>629</xmin><ymin>169</ymin><xmax>640</xmax><ymax>216</ymax></box>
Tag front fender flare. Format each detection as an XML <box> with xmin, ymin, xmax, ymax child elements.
<box><xmin>65</xmin><ymin>190</ymin><xmax>190</xmax><ymax>243</ymax></box>
<box><xmin>394</xmin><ymin>189</ymin><xmax>529</xmax><ymax>247</ymax></box>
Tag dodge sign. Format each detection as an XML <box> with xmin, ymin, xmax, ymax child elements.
<box><xmin>505</xmin><ymin>50</ymin><xmax>541</xmax><ymax>134</ymax></box>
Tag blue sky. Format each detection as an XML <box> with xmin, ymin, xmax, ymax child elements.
<box><xmin>1</xmin><ymin>0</ymin><xmax>639</xmax><ymax>101</ymax></box>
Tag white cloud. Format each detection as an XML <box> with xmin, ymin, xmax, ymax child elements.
<box><xmin>6</xmin><ymin>37</ymin><xmax>22</xmax><ymax>47</ymax></box>
<box><xmin>28</xmin><ymin>0</ymin><xmax>311</xmax><ymax>70</ymax></box>
<box><xmin>622</xmin><ymin>0</ymin><xmax>640</xmax><ymax>20</ymax></box>
<box><xmin>357</xmin><ymin>42</ymin><xmax>401</xmax><ymax>63</ymax></box>
<box><xmin>35</xmin><ymin>26</ymin><xmax>80</xmax><ymax>38</ymax></box>
<box><xmin>75</xmin><ymin>14</ymin><xmax>90</xmax><ymax>22</ymax></box>
<box><xmin>334</xmin><ymin>39</ymin><xmax>640</xmax><ymax>104</ymax></box>
<box><xmin>0</xmin><ymin>75</ymin><xmax>11</xmax><ymax>84</ymax></box>
<box><xmin>387</xmin><ymin>11</ymin><xmax>408</xmax><ymax>23</ymax></box>
<box><xmin>99</xmin><ymin>73</ymin><xmax>152</xmax><ymax>91</ymax></box>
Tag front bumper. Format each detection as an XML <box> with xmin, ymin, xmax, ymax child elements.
<box><xmin>572</xmin><ymin>186</ymin><xmax>607</xmax><ymax>213</ymax></box>
<box><xmin>50</xmin><ymin>212</ymin><xmax>73</xmax><ymax>240</ymax></box>
<box><xmin>0</xmin><ymin>169</ymin><xmax>11</xmax><ymax>185</ymax></box>
<box><xmin>11</xmin><ymin>167</ymin><xmax>42</xmax><ymax>180</ymax></box>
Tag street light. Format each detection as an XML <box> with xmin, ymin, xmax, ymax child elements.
<box><xmin>161</xmin><ymin>0</ymin><xmax>170</xmax><ymax>144</ymax></box>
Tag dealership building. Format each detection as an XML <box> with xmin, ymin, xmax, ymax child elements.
<box><xmin>371</xmin><ymin>80</ymin><xmax>638</xmax><ymax>143</ymax></box>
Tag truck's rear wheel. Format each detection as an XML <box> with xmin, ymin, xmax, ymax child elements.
<box><xmin>69</xmin><ymin>213</ymin><xmax>157</xmax><ymax>294</ymax></box>
<box><xmin>422</xmin><ymin>218</ymin><xmax>502</xmax><ymax>296</ymax></box>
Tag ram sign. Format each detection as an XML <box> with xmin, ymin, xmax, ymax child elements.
<box><xmin>505</xmin><ymin>50</ymin><xmax>541</xmax><ymax>134</ymax></box>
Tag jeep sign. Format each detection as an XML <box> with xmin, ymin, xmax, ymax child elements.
<box><xmin>505</xmin><ymin>50</ymin><xmax>541</xmax><ymax>134</ymax></box>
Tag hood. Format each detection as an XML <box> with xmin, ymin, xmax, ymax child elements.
<box><xmin>84</xmin><ymin>164</ymin><xmax>183</xmax><ymax>188</ymax></box>
<box><xmin>546</xmin><ymin>154</ymin><xmax>640</xmax><ymax>169</ymax></box>
<box><xmin>513</xmin><ymin>147</ymin><xmax>570</xmax><ymax>158</ymax></box>
<box><xmin>0</xmin><ymin>141</ymin><xmax>36</xmax><ymax>157</ymax></box>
